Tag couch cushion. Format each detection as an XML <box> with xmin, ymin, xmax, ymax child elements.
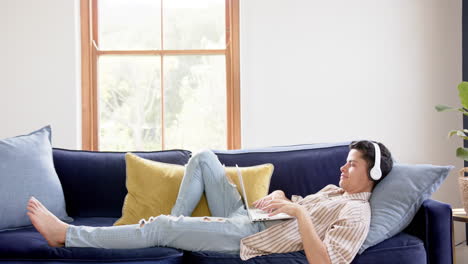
<box><xmin>352</xmin><ymin>232</ymin><xmax>426</xmax><ymax>264</ymax></box>
<box><xmin>214</xmin><ymin>143</ymin><xmax>350</xmax><ymax>198</ymax></box>
<box><xmin>53</xmin><ymin>149</ymin><xmax>192</xmax><ymax>218</ymax></box>
<box><xmin>0</xmin><ymin>217</ymin><xmax>183</xmax><ymax>263</ymax></box>
<box><xmin>0</xmin><ymin>126</ymin><xmax>72</xmax><ymax>231</ymax></box>
<box><xmin>186</xmin><ymin>251</ymin><xmax>309</xmax><ymax>264</ymax></box>
<box><xmin>184</xmin><ymin>232</ymin><xmax>425</xmax><ymax>264</ymax></box>
<box><xmin>360</xmin><ymin>163</ymin><xmax>452</xmax><ymax>253</ymax></box>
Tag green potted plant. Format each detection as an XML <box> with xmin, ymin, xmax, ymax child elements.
<box><xmin>436</xmin><ymin>81</ymin><xmax>468</xmax><ymax>214</ymax></box>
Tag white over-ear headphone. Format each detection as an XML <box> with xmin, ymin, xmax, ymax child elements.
<box><xmin>370</xmin><ymin>142</ymin><xmax>382</xmax><ymax>180</ymax></box>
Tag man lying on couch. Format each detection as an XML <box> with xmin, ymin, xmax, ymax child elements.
<box><xmin>26</xmin><ymin>140</ymin><xmax>393</xmax><ymax>264</ymax></box>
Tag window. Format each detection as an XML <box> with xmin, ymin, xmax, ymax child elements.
<box><xmin>80</xmin><ymin>0</ymin><xmax>240</xmax><ymax>151</ymax></box>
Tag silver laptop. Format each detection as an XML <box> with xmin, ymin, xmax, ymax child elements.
<box><xmin>236</xmin><ymin>165</ymin><xmax>294</xmax><ymax>222</ymax></box>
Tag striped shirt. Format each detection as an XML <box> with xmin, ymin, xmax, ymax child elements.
<box><xmin>240</xmin><ymin>185</ymin><xmax>371</xmax><ymax>264</ymax></box>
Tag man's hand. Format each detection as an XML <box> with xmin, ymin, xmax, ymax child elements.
<box><xmin>252</xmin><ymin>190</ymin><xmax>288</xmax><ymax>210</ymax></box>
<box><xmin>262</xmin><ymin>199</ymin><xmax>307</xmax><ymax>218</ymax></box>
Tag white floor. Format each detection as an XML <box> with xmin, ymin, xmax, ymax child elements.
<box><xmin>455</xmin><ymin>242</ymin><xmax>468</xmax><ymax>263</ymax></box>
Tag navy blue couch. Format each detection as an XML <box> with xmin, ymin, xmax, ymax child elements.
<box><xmin>0</xmin><ymin>143</ymin><xmax>453</xmax><ymax>263</ymax></box>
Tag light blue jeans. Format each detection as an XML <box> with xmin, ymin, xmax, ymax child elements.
<box><xmin>65</xmin><ymin>150</ymin><xmax>266</xmax><ymax>253</ymax></box>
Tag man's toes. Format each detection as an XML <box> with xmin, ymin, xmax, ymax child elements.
<box><xmin>35</xmin><ymin>199</ymin><xmax>46</xmax><ymax>210</ymax></box>
<box><xmin>29</xmin><ymin>198</ymin><xmax>38</xmax><ymax>205</ymax></box>
<box><xmin>31</xmin><ymin>197</ymin><xmax>40</xmax><ymax>205</ymax></box>
<box><xmin>28</xmin><ymin>202</ymin><xmax>38</xmax><ymax>211</ymax></box>
<box><xmin>27</xmin><ymin>205</ymin><xmax>35</xmax><ymax>213</ymax></box>
<box><xmin>31</xmin><ymin>197</ymin><xmax>41</xmax><ymax>205</ymax></box>
<box><xmin>31</xmin><ymin>199</ymin><xmax>47</xmax><ymax>211</ymax></box>
<box><xmin>29</xmin><ymin>199</ymin><xmax>39</xmax><ymax>208</ymax></box>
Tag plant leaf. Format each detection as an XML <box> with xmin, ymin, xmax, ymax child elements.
<box><xmin>458</xmin><ymin>82</ymin><xmax>468</xmax><ymax>109</ymax></box>
<box><xmin>448</xmin><ymin>130</ymin><xmax>459</xmax><ymax>138</ymax></box>
<box><xmin>448</xmin><ymin>130</ymin><xmax>468</xmax><ymax>139</ymax></box>
<box><xmin>435</xmin><ymin>104</ymin><xmax>457</xmax><ymax>112</ymax></box>
<box><xmin>456</xmin><ymin>147</ymin><xmax>468</xmax><ymax>161</ymax></box>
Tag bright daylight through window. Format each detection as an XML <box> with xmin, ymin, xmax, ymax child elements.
<box><xmin>81</xmin><ymin>0</ymin><xmax>240</xmax><ymax>152</ymax></box>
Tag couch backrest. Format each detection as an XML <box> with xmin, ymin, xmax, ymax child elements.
<box><xmin>53</xmin><ymin>143</ymin><xmax>349</xmax><ymax>217</ymax></box>
<box><xmin>53</xmin><ymin>148</ymin><xmax>191</xmax><ymax>217</ymax></box>
<box><xmin>214</xmin><ymin>142</ymin><xmax>350</xmax><ymax>199</ymax></box>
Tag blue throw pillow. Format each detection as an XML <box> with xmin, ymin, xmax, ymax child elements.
<box><xmin>359</xmin><ymin>163</ymin><xmax>453</xmax><ymax>253</ymax></box>
<box><xmin>0</xmin><ymin>126</ymin><xmax>72</xmax><ymax>231</ymax></box>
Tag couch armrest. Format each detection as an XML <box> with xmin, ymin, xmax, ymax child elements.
<box><xmin>404</xmin><ymin>199</ymin><xmax>452</xmax><ymax>264</ymax></box>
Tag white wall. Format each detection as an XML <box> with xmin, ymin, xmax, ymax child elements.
<box><xmin>240</xmin><ymin>0</ymin><xmax>464</xmax><ymax>242</ymax></box>
<box><xmin>0</xmin><ymin>0</ymin><xmax>81</xmax><ymax>149</ymax></box>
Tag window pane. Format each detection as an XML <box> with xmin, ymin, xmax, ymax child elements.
<box><xmin>164</xmin><ymin>55</ymin><xmax>226</xmax><ymax>151</ymax></box>
<box><xmin>99</xmin><ymin>56</ymin><xmax>162</xmax><ymax>151</ymax></box>
<box><xmin>98</xmin><ymin>0</ymin><xmax>161</xmax><ymax>50</ymax></box>
<box><xmin>164</xmin><ymin>0</ymin><xmax>225</xmax><ymax>50</ymax></box>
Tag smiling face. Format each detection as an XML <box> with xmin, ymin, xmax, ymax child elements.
<box><xmin>339</xmin><ymin>149</ymin><xmax>375</xmax><ymax>194</ymax></box>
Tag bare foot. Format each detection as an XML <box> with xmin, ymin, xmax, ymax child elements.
<box><xmin>26</xmin><ymin>197</ymin><xmax>68</xmax><ymax>247</ymax></box>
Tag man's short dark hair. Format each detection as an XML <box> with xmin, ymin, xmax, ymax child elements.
<box><xmin>349</xmin><ymin>140</ymin><xmax>393</xmax><ymax>187</ymax></box>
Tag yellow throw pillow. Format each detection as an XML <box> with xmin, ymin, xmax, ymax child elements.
<box><xmin>114</xmin><ymin>153</ymin><xmax>274</xmax><ymax>226</ymax></box>
<box><xmin>224</xmin><ymin>166</ymin><xmax>273</xmax><ymax>208</ymax></box>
